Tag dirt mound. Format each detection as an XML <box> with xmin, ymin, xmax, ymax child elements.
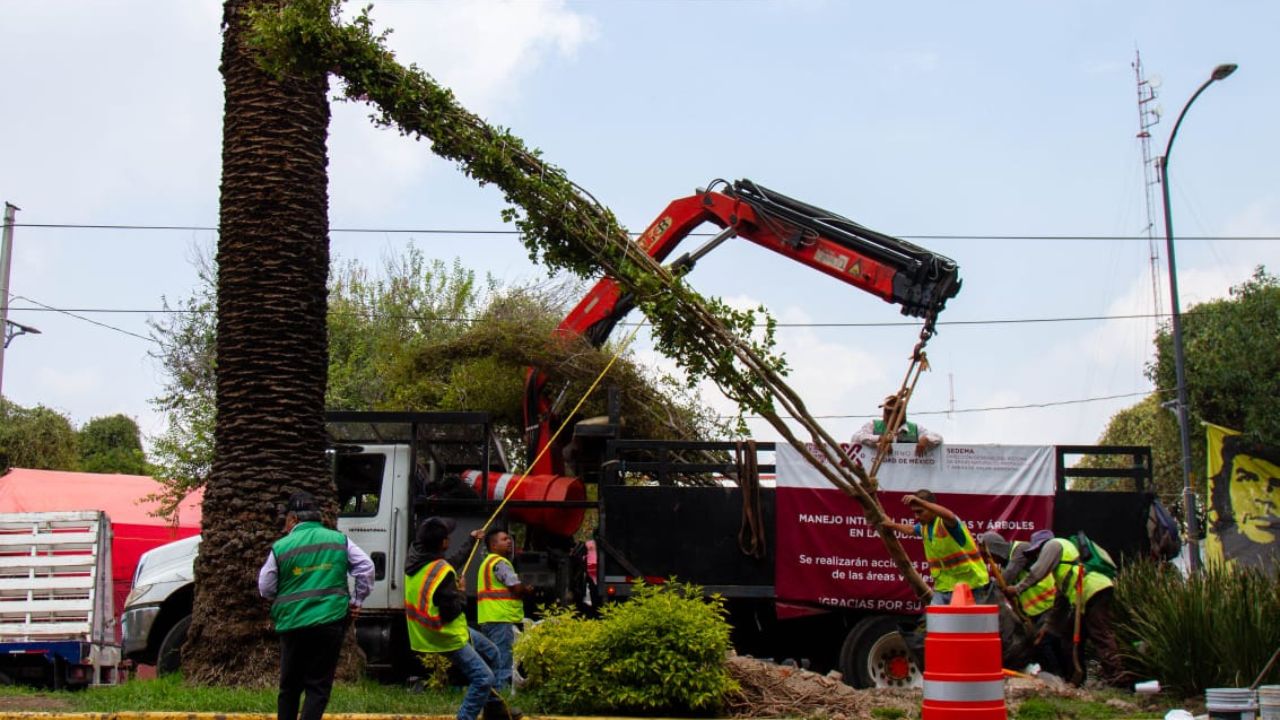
<box><xmin>725</xmin><ymin>656</ymin><xmax>919</xmax><ymax>719</ymax></box>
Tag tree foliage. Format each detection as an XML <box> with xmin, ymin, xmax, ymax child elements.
<box><xmin>148</xmin><ymin>246</ymin><xmax>728</xmax><ymax>510</ymax></box>
<box><xmin>1091</xmin><ymin>267</ymin><xmax>1279</xmax><ymax>520</ymax></box>
<box><xmin>1149</xmin><ymin>267</ymin><xmax>1280</xmax><ymax>444</ymax></box>
<box><xmin>0</xmin><ymin>399</ymin><xmax>79</xmax><ymax>474</ymax></box>
<box><xmin>77</xmin><ymin>414</ymin><xmax>149</xmax><ymax>475</ymax></box>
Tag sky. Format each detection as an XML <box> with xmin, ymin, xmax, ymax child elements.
<box><xmin>2</xmin><ymin>0</ymin><xmax>1278</xmax><ymax>452</ymax></box>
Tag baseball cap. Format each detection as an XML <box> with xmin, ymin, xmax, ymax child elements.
<box><xmin>1025</xmin><ymin>529</ymin><xmax>1055</xmax><ymax>552</ymax></box>
<box><xmin>978</xmin><ymin>531</ymin><xmax>1011</xmax><ymax>562</ymax></box>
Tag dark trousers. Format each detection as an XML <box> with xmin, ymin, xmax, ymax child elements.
<box><xmin>278</xmin><ymin>617</ymin><xmax>346</xmax><ymax>720</ymax></box>
<box><xmin>1051</xmin><ymin>588</ymin><xmax>1128</xmax><ymax>687</ymax></box>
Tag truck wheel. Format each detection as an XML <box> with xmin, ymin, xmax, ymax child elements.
<box><xmin>157</xmin><ymin>615</ymin><xmax>191</xmax><ymax>675</ymax></box>
<box><xmin>838</xmin><ymin>616</ymin><xmax>922</xmax><ymax>689</ymax></box>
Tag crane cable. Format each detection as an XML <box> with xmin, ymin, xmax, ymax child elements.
<box><xmin>867</xmin><ymin>309</ymin><xmax>939</xmax><ymax>484</ymax></box>
<box><xmin>459</xmin><ymin>321</ymin><xmax>647</xmax><ymax>578</ymax></box>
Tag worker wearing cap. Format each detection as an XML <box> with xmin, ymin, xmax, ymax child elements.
<box><xmin>978</xmin><ymin>531</ymin><xmax>1057</xmax><ymax>620</ymax></box>
<box><xmin>1002</xmin><ymin>530</ymin><xmax>1127</xmax><ymax>687</ymax></box>
<box><xmin>477</xmin><ymin>528</ymin><xmax>534</xmax><ymax>691</ymax></box>
<box><xmin>404</xmin><ymin>517</ymin><xmax>521</xmax><ymax>720</ymax></box>
<box><xmin>883</xmin><ymin>489</ymin><xmax>991</xmax><ymax>604</ymax></box>
<box><xmin>259</xmin><ymin>491</ymin><xmax>375</xmax><ymax>720</ymax></box>
<box><xmin>978</xmin><ymin>530</ymin><xmax>1065</xmax><ymax>676</ymax></box>
<box><xmin>852</xmin><ymin>394</ymin><xmax>942</xmax><ymax>457</ymax></box>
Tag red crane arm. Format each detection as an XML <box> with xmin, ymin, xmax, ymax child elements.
<box><xmin>524</xmin><ymin>179</ymin><xmax>962</xmax><ymax>475</ymax></box>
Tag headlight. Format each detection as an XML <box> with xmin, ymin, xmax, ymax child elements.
<box><xmin>124</xmin><ymin>584</ymin><xmax>153</xmax><ymax>608</ymax></box>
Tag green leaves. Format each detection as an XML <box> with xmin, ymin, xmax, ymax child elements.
<box><xmin>515</xmin><ymin>582</ymin><xmax>736</xmax><ymax>714</ymax></box>
<box><xmin>1113</xmin><ymin>560</ymin><xmax>1280</xmax><ymax>693</ymax></box>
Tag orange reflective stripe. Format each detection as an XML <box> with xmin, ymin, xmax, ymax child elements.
<box><xmin>404</xmin><ymin>602</ymin><xmax>444</xmax><ymax>630</ymax></box>
<box><xmin>477</xmin><ymin>588</ymin><xmax>518</xmax><ymax>600</ymax></box>
<box><xmin>928</xmin><ymin>548</ymin><xmax>983</xmax><ymax>569</ymax></box>
<box><xmin>410</xmin><ymin>560</ymin><xmax>451</xmax><ymax>629</ymax></box>
<box><xmin>1022</xmin><ymin>585</ymin><xmax>1056</xmax><ymax>610</ymax></box>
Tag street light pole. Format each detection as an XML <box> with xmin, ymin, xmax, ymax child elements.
<box><xmin>1158</xmin><ymin>62</ymin><xmax>1237</xmax><ymax>573</ymax></box>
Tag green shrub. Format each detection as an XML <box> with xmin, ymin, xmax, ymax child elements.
<box><xmin>1113</xmin><ymin>560</ymin><xmax>1280</xmax><ymax>694</ymax></box>
<box><xmin>515</xmin><ymin>581</ymin><xmax>737</xmax><ymax>714</ymax></box>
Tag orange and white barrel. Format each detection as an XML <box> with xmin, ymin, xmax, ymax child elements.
<box><xmin>461</xmin><ymin>470</ymin><xmax>585</xmax><ymax>537</ymax></box>
<box><xmin>922</xmin><ymin>583</ymin><xmax>1007</xmax><ymax>720</ymax></box>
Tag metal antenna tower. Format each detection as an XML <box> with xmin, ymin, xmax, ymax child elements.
<box><xmin>1133</xmin><ymin>50</ymin><xmax>1164</xmax><ymax>318</ymax></box>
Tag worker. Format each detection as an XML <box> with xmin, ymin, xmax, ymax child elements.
<box><xmin>1002</xmin><ymin>530</ymin><xmax>1128</xmax><ymax>687</ymax></box>
<box><xmin>404</xmin><ymin>517</ymin><xmax>521</xmax><ymax>720</ymax></box>
<box><xmin>259</xmin><ymin>491</ymin><xmax>375</xmax><ymax>720</ymax></box>
<box><xmin>852</xmin><ymin>393</ymin><xmax>942</xmax><ymax>457</ymax></box>
<box><xmin>978</xmin><ymin>530</ymin><xmax>1066</xmax><ymax>676</ymax></box>
<box><xmin>883</xmin><ymin>490</ymin><xmax>992</xmax><ymax>604</ymax></box>
<box><xmin>476</xmin><ymin>528</ymin><xmax>534</xmax><ymax>691</ymax></box>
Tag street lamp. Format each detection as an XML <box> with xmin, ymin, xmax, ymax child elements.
<box><xmin>1158</xmin><ymin>62</ymin><xmax>1237</xmax><ymax>572</ymax></box>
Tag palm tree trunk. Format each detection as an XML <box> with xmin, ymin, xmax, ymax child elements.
<box><xmin>182</xmin><ymin>0</ymin><xmax>333</xmax><ymax>685</ymax></box>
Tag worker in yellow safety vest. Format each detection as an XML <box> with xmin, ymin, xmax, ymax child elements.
<box><xmin>1002</xmin><ymin>530</ymin><xmax>1130</xmax><ymax>688</ymax></box>
<box><xmin>404</xmin><ymin>517</ymin><xmax>522</xmax><ymax>720</ymax></box>
<box><xmin>978</xmin><ymin>530</ymin><xmax>1065</xmax><ymax>677</ymax></box>
<box><xmin>476</xmin><ymin>529</ymin><xmax>534</xmax><ymax>691</ymax></box>
<box><xmin>883</xmin><ymin>489</ymin><xmax>993</xmax><ymax>605</ymax></box>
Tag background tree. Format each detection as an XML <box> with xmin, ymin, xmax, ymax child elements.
<box><xmin>0</xmin><ymin>399</ymin><xmax>79</xmax><ymax>473</ymax></box>
<box><xmin>182</xmin><ymin>0</ymin><xmax>334</xmax><ymax>685</ymax></box>
<box><xmin>77</xmin><ymin>414</ymin><xmax>149</xmax><ymax>475</ymax></box>
<box><xmin>150</xmin><ymin>247</ymin><xmax>727</xmax><ymax>510</ymax></box>
<box><xmin>1088</xmin><ymin>267</ymin><xmax>1279</xmax><ymax>522</ymax></box>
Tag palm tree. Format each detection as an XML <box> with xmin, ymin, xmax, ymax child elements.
<box><xmin>181</xmin><ymin>0</ymin><xmax>334</xmax><ymax>684</ymax></box>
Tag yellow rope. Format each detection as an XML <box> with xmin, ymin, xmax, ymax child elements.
<box><xmin>462</xmin><ymin>321</ymin><xmax>646</xmax><ymax>573</ymax></box>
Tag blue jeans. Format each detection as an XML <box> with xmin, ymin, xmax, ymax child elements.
<box><xmin>446</xmin><ymin>628</ymin><xmax>500</xmax><ymax>720</ymax></box>
<box><xmin>931</xmin><ymin>581</ymin><xmax>996</xmax><ymax>606</ymax></box>
<box><xmin>479</xmin><ymin>623</ymin><xmax>515</xmax><ymax>690</ymax></box>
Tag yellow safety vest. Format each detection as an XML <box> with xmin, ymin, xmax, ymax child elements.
<box><xmin>1009</xmin><ymin>540</ymin><xmax>1057</xmax><ymax>616</ymax></box>
<box><xmin>1049</xmin><ymin>538</ymin><xmax>1113</xmax><ymax>607</ymax></box>
<box><xmin>404</xmin><ymin>559</ymin><xmax>469</xmax><ymax>653</ymax></box>
<box><xmin>922</xmin><ymin>517</ymin><xmax>989</xmax><ymax>593</ymax></box>
<box><xmin>476</xmin><ymin>553</ymin><xmax>524</xmax><ymax>625</ymax></box>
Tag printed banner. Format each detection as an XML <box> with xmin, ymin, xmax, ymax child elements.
<box><xmin>775</xmin><ymin>443</ymin><xmax>1055</xmax><ymax>615</ymax></box>
<box><xmin>1206</xmin><ymin>423</ymin><xmax>1280</xmax><ymax>569</ymax></box>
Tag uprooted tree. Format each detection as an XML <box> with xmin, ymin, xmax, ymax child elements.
<box><xmin>187</xmin><ymin>0</ymin><xmax>936</xmax><ymax>686</ymax></box>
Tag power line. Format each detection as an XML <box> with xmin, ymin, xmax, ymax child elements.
<box><xmin>1</xmin><ymin>303</ymin><xmax>1185</xmax><ymax>328</ymax></box>
<box><xmin>7</xmin><ymin>294</ymin><xmax>155</xmax><ymax>344</ymax></box>
<box><xmin>11</xmin><ymin>222</ymin><xmax>1280</xmax><ymax>242</ymax></box>
<box><xmin>736</xmin><ymin>389</ymin><xmax>1163</xmax><ymax>421</ymax></box>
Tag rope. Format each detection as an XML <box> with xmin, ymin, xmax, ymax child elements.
<box><xmin>735</xmin><ymin>440</ymin><xmax>766</xmax><ymax>559</ymax></box>
<box><xmin>461</xmin><ymin>321</ymin><xmax>647</xmax><ymax>575</ymax></box>
<box><xmin>866</xmin><ymin>309</ymin><xmax>940</xmax><ymax>483</ymax></box>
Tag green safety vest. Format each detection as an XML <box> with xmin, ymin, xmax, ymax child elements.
<box><xmin>1049</xmin><ymin>538</ymin><xmax>1113</xmax><ymax>607</ymax></box>
<box><xmin>405</xmin><ymin>559</ymin><xmax>469</xmax><ymax>653</ymax></box>
<box><xmin>922</xmin><ymin>516</ymin><xmax>989</xmax><ymax>593</ymax></box>
<box><xmin>1010</xmin><ymin>540</ymin><xmax>1057</xmax><ymax>616</ymax></box>
<box><xmin>873</xmin><ymin>419</ymin><xmax>919</xmax><ymax>443</ymax></box>
<box><xmin>477</xmin><ymin>553</ymin><xmax>524</xmax><ymax>624</ymax></box>
<box><xmin>270</xmin><ymin>522</ymin><xmax>350</xmax><ymax>633</ymax></box>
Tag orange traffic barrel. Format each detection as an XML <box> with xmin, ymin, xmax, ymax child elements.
<box><xmin>922</xmin><ymin>583</ymin><xmax>1007</xmax><ymax>720</ymax></box>
<box><xmin>461</xmin><ymin>470</ymin><xmax>585</xmax><ymax>536</ymax></box>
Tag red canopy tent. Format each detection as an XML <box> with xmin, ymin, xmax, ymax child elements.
<box><xmin>0</xmin><ymin>468</ymin><xmax>203</xmax><ymax>622</ymax></box>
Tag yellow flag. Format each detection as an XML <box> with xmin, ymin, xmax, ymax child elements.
<box><xmin>1205</xmin><ymin>423</ymin><xmax>1280</xmax><ymax>568</ymax></box>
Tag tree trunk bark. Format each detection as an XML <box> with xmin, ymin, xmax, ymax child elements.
<box><xmin>183</xmin><ymin>0</ymin><xmax>333</xmax><ymax>686</ymax></box>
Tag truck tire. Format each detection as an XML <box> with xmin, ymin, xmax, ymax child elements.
<box><xmin>157</xmin><ymin>615</ymin><xmax>191</xmax><ymax>675</ymax></box>
<box><xmin>838</xmin><ymin>615</ymin><xmax>922</xmax><ymax>689</ymax></box>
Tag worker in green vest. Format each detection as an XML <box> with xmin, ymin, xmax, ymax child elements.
<box><xmin>852</xmin><ymin>394</ymin><xmax>942</xmax><ymax>457</ymax></box>
<box><xmin>884</xmin><ymin>489</ymin><xmax>992</xmax><ymax>604</ymax></box>
<box><xmin>404</xmin><ymin>517</ymin><xmax>521</xmax><ymax>720</ymax></box>
<box><xmin>258</xmin><ymin>491</ymin><xmax>374</xmax><ymax>720</ymax></box>
<box><xmin>477</xmin><ymin>529</ymin><xmax>533</xmax><ymax>691</ymax></box>
<box><xmin>1002</xmin><ymin>530</ymin><xmax>1129</xmax><ymax>687</ymax></box>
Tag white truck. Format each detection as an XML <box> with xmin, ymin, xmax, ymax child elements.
<box><xmin>0</xmin><ymin>511</ymin><xmax>121</xmax><ymax>687</ymax></box>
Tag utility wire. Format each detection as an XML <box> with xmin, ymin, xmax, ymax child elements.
<box><xmin>7</xmin><ymin>294</ymin><xmax>155</xmax><ymax>344</ymax></box>
<box><xmin>11</xmin><ymin>222</ymin><xmax>1279</xmax><ymax>242</ymax></box>
<box><xmin>734</xmin><ymin>389</ymin><xmax>1164</xmax><ymax>421</ymax></box>
<box><xmin>1</xmin><ymin>303</ymin><xmax>1190</xmax><ymax>328</ymax></box>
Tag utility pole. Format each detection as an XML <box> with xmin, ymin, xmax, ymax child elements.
<box><xmin>0</xmin><ymin>203</ymin><xmax>19</xmax><ymax>398</ymax></box>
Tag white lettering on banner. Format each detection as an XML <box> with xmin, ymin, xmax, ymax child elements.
<box><xmin>779</xmin><ymin>442</ymin><xmax>1055</xmax><ymax>495</ymax></box>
